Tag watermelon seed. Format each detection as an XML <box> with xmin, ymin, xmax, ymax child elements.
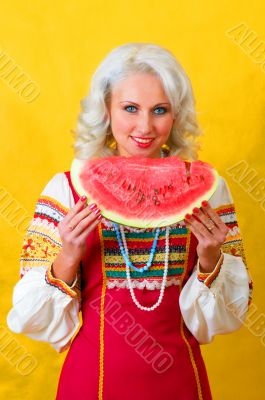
<box><xmin>136</xmin><ymin>197</ymin><xmax>145</xmax><ymax>204</ymax></box>
<box><xmin>152</xmin><ymin>195</ymin><xmax>161</xmax><ymax>205</ymax></box>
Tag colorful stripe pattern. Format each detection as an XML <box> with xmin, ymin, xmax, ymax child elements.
<box><xmin>20</xmin><ymin>195</ymin><xmax>81</xmax><ymax>306</ymax></box>
<box><xmin>101</xmin><ymin>222</ymin><xmax>191</xmax><ymax>289</ymax></box>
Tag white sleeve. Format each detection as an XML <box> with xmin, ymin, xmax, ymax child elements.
<box><xmin>6</xmin><ymin>172</ymin><xmax>82</xmax><ymax>353</ymax></box>
<box><xmin>179</xmin><ymin>176</ymin><xmax>253</xmax><ymax>344</ymax></box>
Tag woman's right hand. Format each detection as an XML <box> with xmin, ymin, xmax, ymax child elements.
<box><xmin>57</xmin><ymin>196</ymin><xmax>102</xmax><ymax>266</ymax></box>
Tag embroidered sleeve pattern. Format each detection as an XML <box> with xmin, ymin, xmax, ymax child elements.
<box><xmin>45</xmin><ymin>264</ymin><xmax>78</xmax><ymax>299</ymax></box>
<box><xmin>196</xmin><ymin>203</ymin><xmax>253</xmax><ymax>306</ymax></box>
<box><xmin>197</xmin><ymin>252</ymin><xmax>224</xmax><ymax>287</ymax></box>
<box><xmin>20</xmin><ymin>194</ymin><xmax>81</xmax><ymax>304</ymax></box>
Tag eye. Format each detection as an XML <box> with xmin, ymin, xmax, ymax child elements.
<box><xmin>124</xmin><ymin>105</ymin><xmax>137</xmax><ymax>113</ymax></box>
<box><xmin>124</xmin><ymin>105</ymin><xmax>168</xmax><ymax>114</ymax></box>
<box><xmin>154</xmin><ymin>107</ymin><xmax>168</xmax><ymax>114</ymax></box>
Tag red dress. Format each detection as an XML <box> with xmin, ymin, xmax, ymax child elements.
<box><xmin>55</xmin><ymin>171</ymin><xmax>212</xmax><ymax>400</ymax></box>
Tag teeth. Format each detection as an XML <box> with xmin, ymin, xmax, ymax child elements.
<box><xmin>132</xmin><ymin>137</ymin><xmax>153</xmax><ymax>143</ymax></box>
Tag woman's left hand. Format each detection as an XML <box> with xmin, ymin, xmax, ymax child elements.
<box><xmin>184</xmin><ymin>200</ymin><xmax>229</xmax><ymax>273</ymax></box>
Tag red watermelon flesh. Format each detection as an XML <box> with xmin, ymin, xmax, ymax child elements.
<box><xmin>70</xmin><ymin>155</ymin><xmax>219</xmax><ymax>228</ymax></box>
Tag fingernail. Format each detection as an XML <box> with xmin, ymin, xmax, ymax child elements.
<box><xmin>202</xmin><ymin>201</ymin><xmax>209</xmax><ymax>207</ymax></box>
<box><xmin>93</xmin><ymin>208</ymin><xmax>100</xmax><ymax>215</ymax></box>
<box><xmin>193</xmin><ymin>207</ymin><xmax>200</xmax><ymax>214</ymax></box>
<box><xmin>81</xmin><ymin>195</ymin><xmax>87</xmax><ymax>201</ymax></box>
<box><xmin>185</xmin><ymin>213</ymin><xmax>192</xmax><ymax>220</ymax></box>
<box><xmin>89</xmin><ymin>203</ymin><xmax>97</xmax><ymax>210</ymax></box>
<box><xmin>97</xmin><ymin>214</ymin><xmax>103</xmax><ymax>220</ymax></box>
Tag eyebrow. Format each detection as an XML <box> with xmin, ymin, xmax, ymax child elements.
<box><xmin>119</xmin><ymin>101</ymin><xmax>170</xmax><ymax>106</ymax></box>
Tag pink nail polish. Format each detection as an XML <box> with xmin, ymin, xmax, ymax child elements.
<box><xmin>193</xmin><ymin>207</ymin><xmax>200</xmax><ymax>214</ymax></box>
<box><xmin>89</xmin><ymin>203</ymin><xmax>97</xmax><ymax>210</ymax></box>
<box><xmin>185</xmin><ymin>213</ymin><xmax>192</xmax><ymax>220</ymax></box>
<box><xmin>93</xmin><ymin>208</ymin><xmax>100</xmax><ymax>215</ymax></box>
<box><xmin>81</xmin><ymin>195</ymin><xmax>87</xmax><ymax>201</ymax></box>
<box><xmin>202</xmin><ymin>200</ymin><xmax>209</xmax><ymax>207</ymax></box>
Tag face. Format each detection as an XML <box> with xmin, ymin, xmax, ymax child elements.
<box><xmin>107</xmin><ymin>72</ymin><xmax>175</xmax><ymax>158</ymax></box>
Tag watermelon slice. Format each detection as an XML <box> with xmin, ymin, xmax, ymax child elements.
<box><xmin>70</xmin><ymin>155</ymin><xmax>219</xmax><ymax>228</ymax></box>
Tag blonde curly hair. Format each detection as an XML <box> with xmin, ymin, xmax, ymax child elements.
<box><xmin>72</xmin><ymin>42</ymin><xmax>203</xmax><ymax>161</ymax></box>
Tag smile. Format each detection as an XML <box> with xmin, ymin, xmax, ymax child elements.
<box><xmin>130</xmin><ymin>137</ymin><xmax>154</xmax><ymax>143</ymax></box>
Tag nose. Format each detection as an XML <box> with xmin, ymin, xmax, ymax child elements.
<box><xmin>136</xmin><ymin>111</ymin><xmax>153</xmax><ymax>135</ymax></box>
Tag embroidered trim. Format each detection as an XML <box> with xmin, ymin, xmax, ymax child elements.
<box><xmin>98</xmin><ymin>223</ymin><xmax>107</xmax><ymax>400</ymax></box>
<box><xmin>34</xmin><ymin>195</ymin><xmax>69</xmax><ymax>226</ymax></box>
<box><xmin>197</xmin><ymin>253</ymin><xmax>224</xmax><ymax>288</ymax></box>
<box><xmin>45</xmin><ymin>264</ymin><xmax>77</xmax><ymax>298</ymax></box>
<box><xmin>101</xmin><ymin>217</ymin><xmax>186</xmax><ymax>232</ymax></box>
<box><xmin>180</xmin><ymin>317</ymin><xmax>203</xmax><ymax>400</ymax></box>
<box><xmin>107</xmin><ymin>277</ymin><xmax>181</xmax><ymax>290</ymax></box>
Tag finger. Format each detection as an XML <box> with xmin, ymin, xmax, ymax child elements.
<box><xmin>64</xmin><ymin>197</ymin><xmax>88</xmax><ymax>223</ymax></box>
<box><xmin>201</xmin><ymin>201</ymin><xmax>229</xmax><ymax>234</ymax></box>
<box><xmin>185</xmin><ymin>213</ymin><xmax>213</xmax><ymax>239</ymax></box>
<box><xmin>70</xmin><ymin>207</ymin><xmax>101</xmax><ymax>234</ymax></box>
<box><xmin>78</xmin><ymin>214</ymin><xmax>102</xmax><ymax>242</ymax></box>
<box><xmin>69</xmin><ymin>203</ymin><xmax>99</xmax><ymax>229</ymax></box>
<box><xmin>185</xmin><ymin>218</ymin><xmax>204</xmax><ymax>242</ymax></box>
<box><xmin>192</xmin><ymin>207</ymin><xmax>218</xmax><ymax>233</ymax></box>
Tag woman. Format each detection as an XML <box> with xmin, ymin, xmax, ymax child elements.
<box><xmin>7</xmin><ymin>43</ymin><xmax>253</xmax><ymax>399</ymax></box>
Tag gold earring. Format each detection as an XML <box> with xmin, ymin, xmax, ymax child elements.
<box><xmin>108</xmin><ymin>138</ymin><xmax>117</xmax><ymax>150</ymax></box>
<box><xmin>161</xmin><ymin>143</ymin><xmax>170</xmax><ymax>151</ymax></box>
<box><xmin>105</xmin><ymin>128</ymin><xmax>117</xmax><ymax>150</ymax></box>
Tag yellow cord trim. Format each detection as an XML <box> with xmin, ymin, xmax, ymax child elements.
<box><xmin>180</xmin><ymin>317</ymin><xmax>204</xmax><ymax>400</ymax></box>
<box><xmin>179</xmin><ymin>230</ymin><xmax>203</xmax><ymax>400</ymax></box>
<box><xmin>98</xmin><ymin>223</ymin><xmax>107</xmax><ymax>400</ymax></box>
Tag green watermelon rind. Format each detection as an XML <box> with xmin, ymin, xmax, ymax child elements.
<box><xmin>70</xmin><ymin>158</ymin><xmax>219</xmax><ymax>228</ymax></box>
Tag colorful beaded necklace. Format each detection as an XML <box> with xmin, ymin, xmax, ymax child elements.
<box><xmin>112</xmin><ymin>148</ymin><xmax>170</xmax><ymax>311</ymax></box>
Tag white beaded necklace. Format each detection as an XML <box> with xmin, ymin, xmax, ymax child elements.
<box><xmin>113</xmin><ymin>148</ymin><xmax>170</xmax><ymax>312</ymax></box>
<box><xmin>120</xmin><ymin>224</ymin><xmax>170</xmax><ymax>311</ymax></box>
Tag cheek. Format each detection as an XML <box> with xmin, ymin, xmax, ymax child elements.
<box><xmin>111</xmin><ymin>112</ymin><xmax>132</xmax><ymax>134</ymax></box>
<box><xmin>157</xmin><ymin>117</ymin><xmax>174</xmax><ymax>134</ymax></box>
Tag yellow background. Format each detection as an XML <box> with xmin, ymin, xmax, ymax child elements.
<box><xmin>1</xmin><ymin>1</ymin><xmax>264</xmax><ymax>399</ymax></box>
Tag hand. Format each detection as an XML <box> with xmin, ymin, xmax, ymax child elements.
<box><xmin>58</xmin><ymin>196</ymin><xmax>102</xmax><ymax>266</ymax></box>
<box><xmin>184</xmin><ymin>200</ymin><xmax>229</xmax><ymax>272</ymax></box>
